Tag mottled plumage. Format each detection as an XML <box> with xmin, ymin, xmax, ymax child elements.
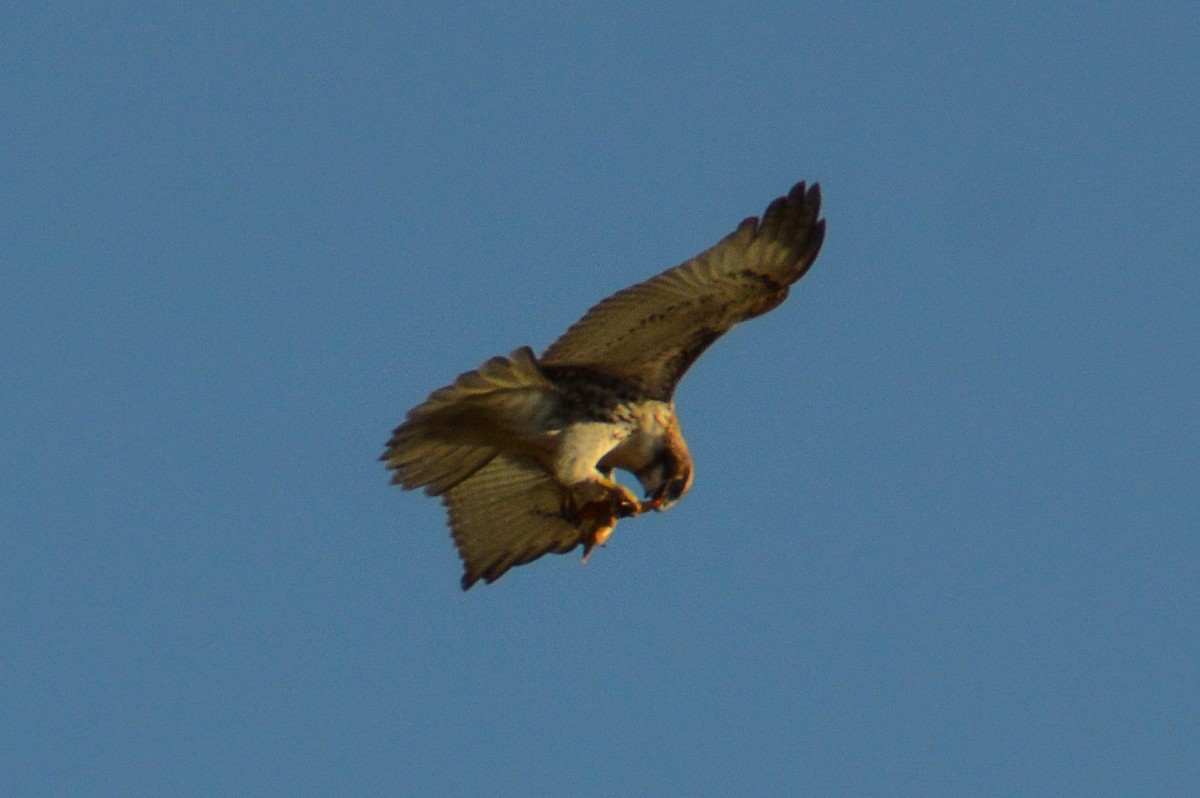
<box><xmin>382</xmin><ymin>180</ymin><xmax>825</xmax><ymax>589</ymax></box>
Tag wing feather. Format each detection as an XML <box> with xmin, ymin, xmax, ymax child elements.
<box><xmin>443</xmin><ymin>455</ymin><xmax>614</xmax><ymax>589</ymax></box>
<box><xmin>540</xmin><ymin>181</ymin><xmax>825</xmax><ymax>398</ymax></box>
<box><xmin>381</xmin><ymin>347</ymin><xmax>556</xmax><ymax>494</ymax></box>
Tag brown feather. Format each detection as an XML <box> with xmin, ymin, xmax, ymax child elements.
<box><xmin>540</xmin><ymin>181</ymin><xmax>824</xmax><ymax>399</ymax></box>
<box><xmin>381</xmin><ymin>347</ymin><xmax>557</xmax><ymax>495</ymax></box>
<box><xmin>443</xmin><ymin>455</ymin><xmax>619</xmax><ymax>589</ymax></box>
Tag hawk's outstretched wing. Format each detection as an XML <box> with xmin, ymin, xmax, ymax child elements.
<box><xmin>540</xmin><ymin>181</ymin><xmax>825</xmax><ymax>400</ymax></box>
<box><xmin>442</xmin><ymin>454</ymin><xmax>616</xmax><ymax>589</ymax></box>
<box><xmin>382</xmin><ymin>347</ymin><xmax>555</xmax><ymax>496</ymax></box>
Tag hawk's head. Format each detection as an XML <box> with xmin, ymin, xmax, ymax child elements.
<box><xmin>634</xmin><ymin>417</ymin><xmax>694</xmax><ymax>512</ymax></box>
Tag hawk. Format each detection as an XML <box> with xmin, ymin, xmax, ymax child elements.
<box><xmin>382</xmin><ymin>180</ymin><xmax>825</xmax><ymax>589</ymax></box>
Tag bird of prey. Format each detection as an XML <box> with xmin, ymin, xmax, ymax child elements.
<box><xmin>382</xmin><ymin>180</ymin><xmax>825</xmax><ymax>589</ymax></box>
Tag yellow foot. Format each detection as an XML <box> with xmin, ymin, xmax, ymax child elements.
<box><xmin>570</xmin><ymin>478</ymin><xmax>642</xmax><ymax>519</ymax></box>
<box><xmin>569</xmin><ymin>479</ymin><xmax>642</xmax><ymax>562</ymax></box>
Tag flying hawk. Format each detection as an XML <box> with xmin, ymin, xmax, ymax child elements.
<box><xmin>383</xmin><ymin>180</ymin><xmax>825</xmax><ymax>589</ymax></box>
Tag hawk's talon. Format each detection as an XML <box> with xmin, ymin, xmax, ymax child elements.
<box><xmin>566</xmin><ymin>477</ymin><xmax>644</xmax><ymax>562</ymax></box>
<box><xmin>613</xmin><ymin>491</ymin><xmax>641</xmax><ymax>518</ymax></box>
<box><xmin>569</xmin><ymin>478</ymin><xmax>641</xmax><ymax>518</ymax></box>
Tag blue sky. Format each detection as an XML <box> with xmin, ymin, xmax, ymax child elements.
<box><xmin>4</xmin><ymin>3</ymin><xmax>1197</xmax><ymax>795</ymax></box>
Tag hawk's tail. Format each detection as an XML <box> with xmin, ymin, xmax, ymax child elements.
<box><xmin>442</xmin><ymin>455</ymin><xmax>587</xmax><ymax>589</ymax></box>
<box><xmin>381</xmin><ymin>347</ymin><xmax>554</xmax><ymax>496</ymax></box>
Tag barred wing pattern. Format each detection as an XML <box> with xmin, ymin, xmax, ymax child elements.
<box><xmin>541</xmin><ymin>181</ymin><xmax>824</xmax><ymax>400</ymax></box>
<box><xmin>443</xmin><ymin>455</ymin><xmax>612</xmax><ymax>589</ymax></box>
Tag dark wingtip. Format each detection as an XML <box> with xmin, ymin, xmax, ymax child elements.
<box><xmin>786</xmin><ymin>179</ymin><xmax>822</xmax><ymax>212</ymax></box>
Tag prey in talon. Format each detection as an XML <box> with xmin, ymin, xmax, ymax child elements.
<box><xmin>382</xmin><ymin>180</ymin><xmax>826</xmax><ymax>589</ymax></box>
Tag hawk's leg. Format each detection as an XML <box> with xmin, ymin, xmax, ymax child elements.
<box><xmin>573</xmin><ymin>480</ymin><xmax>641</xmax><ymax>562</ymax></box>
<box><xmin>553</xmin><ymin>421</ymin><xmax>644</xmax><ymax>520</ymax></box>
<box><xmin>567</xmin><ymin>476</ymin><xmax>641</xmax><ymax>520</ymax></box>
<box><xmin>560</xmin><ymin>476</ymin><xmax>642</xmax><ymax>562</ymax></box>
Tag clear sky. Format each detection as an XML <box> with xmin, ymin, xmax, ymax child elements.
<box><xmin>4</xmin><ymin>3</ymin><xmax>1197</xmax><ymax>795</ymax></box>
